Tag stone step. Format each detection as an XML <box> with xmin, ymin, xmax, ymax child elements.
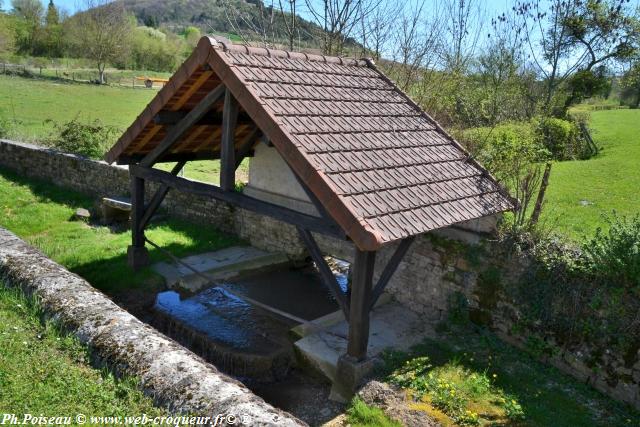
<box><xmin>152</xmin><ymin>246</ymin><xmax>290</xmax><ymax>292</ymax></box>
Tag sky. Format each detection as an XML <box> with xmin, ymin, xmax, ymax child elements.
<box><xmin>4</xmin><ymin>0</ymin><xmax>639</xmax><ymax>29</ymax></box>
<box><xmin>2</xmin><ymin>0</ymin><xmax>521</xmax><ymax>20</ymax></box>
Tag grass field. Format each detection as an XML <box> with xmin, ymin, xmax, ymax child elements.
<box><xmin>542</xmin><ymin>109</ymin><xmax>640</xmax><ymax>240</ymax></box>
<box><xmin>0</xmin><ymin>167</ymin><xmax>238</xmax><ymax>295</ymax></box>
<box><xmin>0</xmin><ymin>285</ymin><xmax>166</xmax><ymax>417</ymax></box>
<box><xmin>0</xmin><ymin>74</ymin><xmax>247</xmax><ymax>184</ymax></box>
<box><xmin>0</xmin><ymin>74</ymin><xmax>156</xmax><ymax>141</ymax></box>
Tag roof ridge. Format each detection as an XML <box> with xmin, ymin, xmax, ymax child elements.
<box><xmin>204</xmin><ymin>36</ymin><xmax>370</xmax><ymax>67</ymax></box>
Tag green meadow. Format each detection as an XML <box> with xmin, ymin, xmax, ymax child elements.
<box><xmin>542</xmin><ymin>109</ymin><xmax>640</xmax><ymax>240</ymax></box>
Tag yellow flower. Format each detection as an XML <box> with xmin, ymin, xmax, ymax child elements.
<box><xmin>493</xmin><ymin>373</ymin><xmax>497</xmax><ymax>378</ymax></box>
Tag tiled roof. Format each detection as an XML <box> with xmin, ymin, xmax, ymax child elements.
<box><xmin>106</xmin><ymin>37</ymin><xmax>515</xmax><ymax>250</ymax></box>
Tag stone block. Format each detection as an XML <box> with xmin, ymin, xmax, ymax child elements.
<box><xmin>330</xmin><ymin>354</ymin><xmax>378</xmax><ymax>402</ymax></box>
<box><xmin>127</xmin><ymin>245</ymin><xmax>150</xmax><ymax>271</ymax></box>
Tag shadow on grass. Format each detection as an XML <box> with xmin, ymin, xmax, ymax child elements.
<box><xmin>379</xmin><ymin>324</ymin><xmax>640</xmax><ymax>427</ymax></box>
<box><xmin>0</xmin><ymin>166</ymin><xmax>242</xmax><ymax>296</ymax></box>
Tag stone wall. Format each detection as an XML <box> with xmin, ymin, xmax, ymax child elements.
<box><xmin>0</xmin><ymin>139</ymin><xmax>637</xmax><ymax>409</ymax></box>
<box><xmin>0</xmin><ymin>227</ymin><xmax>304</xmax><ymax>425</ymax></box>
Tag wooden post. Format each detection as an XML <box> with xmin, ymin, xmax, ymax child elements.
<box><xmin>127</xmin><ymin>176</ymin><xmax>149</xmax><ymax>270</ymax></box>
<box><xmin>347</xmin><ymin>249</ymin><xmax>376</xmax><ymax>361</ymax></box>
<box><xmin>220</xmin><ymin>88</ymin><xmax>239</xmax><ymax>191</ymax></box>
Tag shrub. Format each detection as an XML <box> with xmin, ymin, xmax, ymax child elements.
<box><xmin>537</xmin><ymin>117</ymin><xmax>591</xmax><ymax>160</ymax></box>
<box><xmin>46</xmin><ymin>117</ymin><xmax>117</xmax><ymax>159</ymax></box>
<box><xmin>461</xmin><ymin>121</ymin><xmax>548</xmax><ymax>182</ymax></box>
<box><xmin>582</xmin><ymin>214</ymin><xmax>640</xmax><ymax>290</ymax></box>
<box><xmin>500</xmin><ymin>219</ymin><xmax>640</xmax><ymax>359</ymax></box>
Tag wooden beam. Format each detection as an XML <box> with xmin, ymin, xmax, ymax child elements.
<box><xmin>117</xmin><ymin>150</ymin><xmax>219</xmax><ymax>165</ymax></box>
<box><xmin>347</xmin><ymin>249</ymin><xmax>376</xmax><ymax>361</ymax></box>
<box><xmin>140</xmin><ymin>83</ymin><xmax>225</xmax><ymax>168</ymax></box>
<box><xmin>130</xmin><ymin>176</ymin><xmax>146</xmax><ymax>247</ymax></box>
<box><xmin>129</xmin><ymin>165</ymin><xmax>346</xmax><ymax>238</ymax></box>
<box><xmin>138</xmin><ymin>161</ymin><xmax>186</xmax><ymax>231</ymax></box>
<box><xmin>128</xmin><ymin>175</ymin><xmax>150</xmax><ymax>270</ymax></box>
<box><xmin>369</xmin><ymin>237</ymin><xmax>415</xmax><ymax>310</ymax></box>
<box><xmin>220</xmin><ymin>89</ymin><xmax>239</xmax><ymax>191</ymax></box>
<box><xmin>153</xmin><ymin>109</ymin><xmax>252</xmax><ymax>126</ymax></box>
<box><xmin>171</xmin><ymin>70</ymin><xmax>213</xmax><ymax>111</ymax></box>
<box><xmin>297</xmin><ymin>227</ymin><xmax>350</xmax><ymax>318</ymax></box>
<box><xmin>235</xmin><ymin>127</ymin><xmax>261</xmax><ymax>169</ymax></box>
<box><xmin>293</xmin><ymin>174</ymin><xmax>338</xmax><ymax>222</ymax></box>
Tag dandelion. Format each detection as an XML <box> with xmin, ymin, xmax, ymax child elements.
<box><xmin>493</xmin><ymin>373</ymin><xmax>497</xmax><ymax>378</ymax></box>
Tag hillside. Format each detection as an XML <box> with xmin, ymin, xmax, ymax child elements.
<box><xmin>122</xmin><ymin>0</ymin><xmax>322</xmax><ymax>47</ymax></box>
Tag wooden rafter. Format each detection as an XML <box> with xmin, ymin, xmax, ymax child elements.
<box><xmin>140</xmin><ymin>84</ymin><xmax>226</xmax><ymax>167</ymax></box>
<box><xmin>171</xmin><ymin>70</ymin><xmax>214</xmax><ymax>111</ymax></box>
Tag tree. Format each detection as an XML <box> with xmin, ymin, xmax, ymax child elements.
<box><xmin>43</xmin><ymin>0</ymin><xmax>63</xmax><ymax>57</ymax></box>
<box><xmin>66</xmin><ymin>0</ymin><xmax>132</xmax><ymax>84</ymax></box>
<box><xmin>11</xmin><ymin>0</ymin><xmax>43</xmax><ymax>54</ymax></box>
<box><xmin>0</xmin><ymin>13</ymin><xmax>17</xmax><ymax>58</ymax></box>
<box><xmin>621</xmin><ymin>61</ymin><xmax>640</xmax><ymax>107</ymax></box>
<box><xmin>440</xmin><ymin>0</ymin><xmax>484</xmax><ymax>73</ymax></box>
<box><xmin>513</xmin><ymin>0</ymin><xmax>639</xmax><ymax>115</ymax></box>
<box><xmin>278</xmin><ymin>0</ymin><xmax>297</xmax><ymax>51</ymax></box>
<box><xmin>304</xmin><ymin>0</ymin><xmax>379</xmax><ymax>55</ymax></box>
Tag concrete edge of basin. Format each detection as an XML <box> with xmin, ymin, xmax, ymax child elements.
<box><xmin>0</xmin><ymin>228</ymin><xmax>305</xmax><ymax>426</ymax></box>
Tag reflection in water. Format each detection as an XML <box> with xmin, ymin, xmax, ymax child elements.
<box><xmin>155</xmin><ymin>287</ymin><xmax>289</xmax><ymax>352</ymax></box>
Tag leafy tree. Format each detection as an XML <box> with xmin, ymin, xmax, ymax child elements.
<box><xmin>621</xmin><ymin>61</ymin><xmax>640</xmax><ymax>107</ymax></box>
<box><xmin>0</xmin><ymin>13</ymin><xmax>17</xmax><ymax>58</ymax></box>
<box><xmin>66</xmin><ymin>0</ymin><xmax>133</xmax><ymax>84</ymax></box>
<box><xmin>513</xmin><ymin>0</ymin><xmax>639</xmax><ymax>115</ymax></box>
<box><xmin>130</xmin><ymin>26</ymin><xmax>182</xmax><ymax>72</ymax></box>
<box><xmin>11</xmin><ymin>0</ymin><xmax>43</xmax><ymax>54</ymax></box>
<box><xmin>43</xmin><ymin>0</ymin><xmax>63</xmax><ymax>57</ymax></box>
<box><xmin>565</xmin><ymin>67</ymin><xmax>611</xmax><ymax>106</ymax></box>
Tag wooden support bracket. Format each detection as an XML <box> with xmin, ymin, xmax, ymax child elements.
<box><xmin>297</xmin><ymin>227</ymin><xmax>350</xmax><ymax>318</ymax></box>
<box><xmin>369</xmin><ymin>237</ymin><xmax>415</xmax><ymax>310</ymax></box>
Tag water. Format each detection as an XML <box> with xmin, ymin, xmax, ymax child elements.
<box><xmin>155</xmin><ymin>287</ymin><xmax>291</xmax><ymax>353</ymax></box>
<box><xmin>152</xmin><ymin>265</ymin><xmax>342</xmax><ymax>380</ymax></box>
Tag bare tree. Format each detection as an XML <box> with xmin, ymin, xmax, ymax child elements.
<box><xmin>278</xmin><ymin>0</ymin><xmax>298</xmax><ymax>50</ymax></box>
<box><xmin>440</xmin><ymin>0</ymin><xmax>484</xmax><ymax>73</ymax></box>
<box><xmin>358</xmin><ymin>0</ymin><xmax>399</xmax><ymax>59</ymax></box>
<box><xmin>304</xmin><ymin>0</ymin><xmax>379</xmax><ymax>55</ymax></box>
<box><xmin>218</xmin><ymin>0</ymin><xmax>277</xmax><ymax>48</ymax></box>
<box><xmin>67</xmin><ymin>0</ymin><xmax>131</xmax><ymax>84</ymax></box>
<box><xmin>385</xmin><ymin>0</ymin><xmax>442</xmax><ymax>92</ymax></box>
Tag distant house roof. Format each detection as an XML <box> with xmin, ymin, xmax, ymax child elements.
<box><xmin>106</xmin><ymin>36</ymin><xmax>515</xmax><ymax>250</ymax></box>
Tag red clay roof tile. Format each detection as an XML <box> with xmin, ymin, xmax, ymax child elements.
<box><xmin>105</xmin><ymin>36</ymin><xmax>515</xmax><ymax>250</ymax></box>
